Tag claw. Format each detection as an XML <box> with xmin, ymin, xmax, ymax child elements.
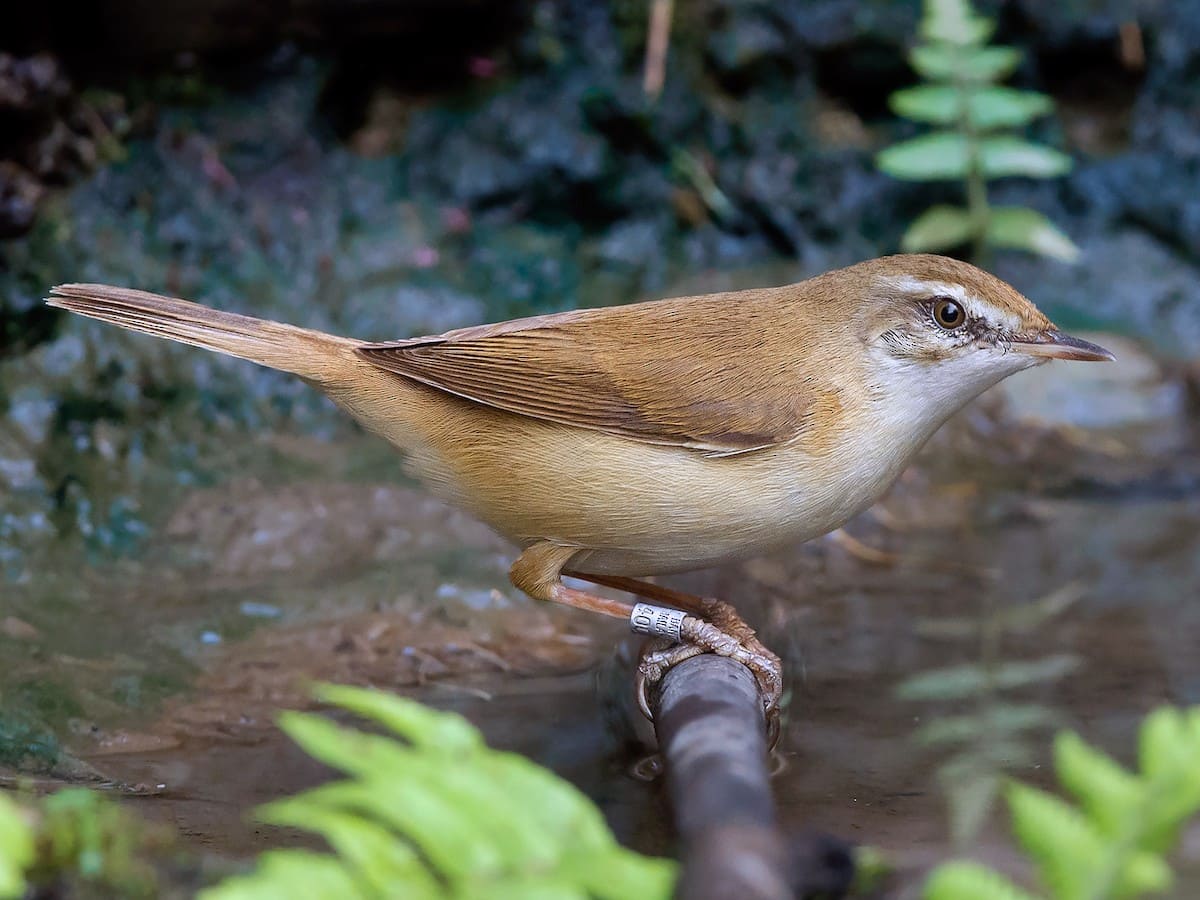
<box><xmin>634</xmin><ymin>654</ymin><xmax>656</xmax><ymax>720</ymax></box>
<box><xmin>635</xmin><ymin>629</ymin><xmax>782</xmax><ymax>743</ymax></box>
<box><xmin>765</xmin><ymin>708</ymin><xmax>781</xmax><ymax>753</ymax></box>
<box><xmin>635</xmin><ymin>670</ymin><xmax>654</xmax><ymax>720</ymax></box>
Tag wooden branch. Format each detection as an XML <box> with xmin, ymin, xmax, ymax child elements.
<box><xmin>651</xmin><ymin>654</ymin><xmax>792</xmax><ymax>900</ymax></box>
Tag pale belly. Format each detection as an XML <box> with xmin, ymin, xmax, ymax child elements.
<box><xmin>394</xmin><ymin>393</ymin><xmax>919</xmax><ymax>577</ymax></box>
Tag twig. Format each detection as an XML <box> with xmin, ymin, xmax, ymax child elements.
<box><xmin>642</xmin><ymin>0</ymin><xmax>674</xmax><ymax>100</ymax></box>
<box><xmin>651</xmin><ymin>655</ymin><xmax>791</xmax><ymax>900</ymax></box>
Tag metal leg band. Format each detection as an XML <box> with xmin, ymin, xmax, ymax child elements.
<box><xmin>630</xmin><ymin>602</ymin><xmax>686</xmax><ymax>642</ymax></box>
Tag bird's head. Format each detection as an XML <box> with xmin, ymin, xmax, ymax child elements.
<box><xmin>837</xmin><ymin>254</ymin><xmax>1112</xmax><ymax>417</ymax></box>
<box><xmin>864</xmin><ymin>254</ymin><xmax>1110</xmax><ymax>363</ymax></box>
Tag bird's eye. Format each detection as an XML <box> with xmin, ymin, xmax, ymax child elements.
<box><xmin>932</xmin><ymin>298</ymin><xmax>966</xmax><ymax>330</ymax></box>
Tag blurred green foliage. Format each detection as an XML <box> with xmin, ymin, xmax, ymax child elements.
<box><xmin>0</xmin><ymin>786</ymin><xmax>176</xmax><ymax>899</ymax></box>
<box><xmin>924</xmin><ymin>706</ymin><xmax>1200</xmax><ymax>900</ymax></box>
<box><xmin>898</xmin><ymin>583</ymin><xmax>1083</xmax><ymax>847</ymax></box>
<box><xmin>0</xmin><ymin>684</ymin><xmax>676</xmax><ymax>899</ymax></box>
<box><xmin>0</xmin><ymin>793</ymin><xmax>32</xmax><ymax>898</ymax></box>
<box><xmin>203</xmin><ymin>684</ymin><xmax>676</xmax><ymax>899</ymax></box>
<box><xmin>877</xmin><ymin>0</ymin><xmax>1078</xmax><ymax>261</ymax></box>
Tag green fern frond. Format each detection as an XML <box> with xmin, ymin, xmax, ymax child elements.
<box><xmin>200</xmin><ymin>685</ymin><xmax>677</xmax><ymax>900</ymax></box>
<box><xmin>877</xmin><ymin>0</ymin><xmax>1078</xmax><ymax>261</ymax></box>
<box><xmin>925</xmin><ymin>707</ymin><xmax>1200</xmax><ymax>900</ymax></box>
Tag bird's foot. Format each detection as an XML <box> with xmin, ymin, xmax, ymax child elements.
<box><xmin>632</xmin><ymin>598</ymin><xmax>783</xmax><ymax>747</ymax></box>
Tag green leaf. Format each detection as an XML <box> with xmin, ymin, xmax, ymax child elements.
<box><xmin>889</xmin><ymin>85</ymin><xmax>962</xmax><ymax>123</ymax></box>
<box><xmin>276</xmin><ymin>711</ymin><xmax>420</xmax><ymax>781</ymax></box>
<box><xmin>889</xmin><ymin>86</ymin><xmax>1052</xmax><ymax>129</ymax></box>
<box><xmin>944</xmin><ymin>771</ymin><xmax>1002</xmax><ymax>847</ymax></box>
<box><xmin>896</xmin><ymin>655</ymin><xmax>1077</xmax><ymax>701</ymax></box>
<box><xmin>1139</xmin><ymin>706</ymin><xmax>1200</xmax><ymax>781</ymax></box>
<box><xmin>880</xmin><ymin>132</ymin><xmax>1073</xmax><ymax>183</ymax></box>
<box><xmin>970</xmin><ymin>88</ymin><xmax>1053</xmax><ymax>129</ymax></box>
<box><xmin>877</xmin><ymin>132</ymin><xmax>970</xmax><ymax>181</ymax></box>
<box><xmin>1112</xmin><ymin>853</ymin><xmax>1173</xmax><ymax>899</ymax></box>
<box><xmin>1007</xmin><ymin>782</ymin><xmax>1104</xmax><ymax>898</ymax></box>
<box><xmin>986</xmin><ymin>208</ymin><xmax>1080</xmax><ymax>261</ymax></box>
<box><xmin>0</xmin><ymin>793</ymin><xmax>32</xmax><ymax>900</ymax></box>
<box><xmin>990</xmin><ymin>655</ymin><xmax>1080</xmax><ymax>690</ymax></box>
<box><xmin>568</xmin><ymin>846</ymin><xmax>680</xmax><ymax>900</ymax></box>
<box><xmin>199</xmin><ymin>850</ymin><xmax>362</xmax><ymax>900</ymax></box>
<box><xmin>920</xmin><ymin>0</ymin><xmax>994</xmax><ymax>45</ymax></box>
<box><xmin>917</xmin><ymin>704</ymin><xmax>1060</xmax><ymax>747</ymax></box>
<box><xmin>979</xmin><ymin>138</ymin><xmax>1072</xmax><ymax>179</ymax></box>
<box><xmin>1054</xmin><ymin>731</ymin><xmax>1141</xmax><ymax>839</ymax></box>
<box><xmin>851</xmin><ymin>846</ymin><xmax>892</xmax><ymax>894</ymax></box>
<box><xmin>482</xmin><ymin>752</ymin><xmax>616</xmax><ymax>851</ymax></box>
<box><xmin>257</xmin><ymin>802</ymin><xmax>439</xmax><ymax>898</ymax></box>
<box><xmin>1137</xmin><ymin>707</ymin><xmax>1200</xmax><ymax>852</ymax></box>
<box><xmin>924</xmin><ymin>860</ymin><xmax>1039</xmax><ymax>900</ymax></box>
<box><xmin>469</xmin><ymin>879</ymin><xmax>585</xmax><ymax>900</ymax></box>
<box><xmin>913</xmin><ymin>585</ymin><xmax>1082</xmax><ymax>639</ymax></box>
<box><xmin>902</xmin><ymin>205</ymin><xmax>973</xmax><ymax>252</ymax></box>
<box><xmin>312</xmin><ymin>683</ymin><xmax>483</xmax><ymax>754</ymax></box>
<box><xmin>911</xmin><ymin>45</ymin><xmax>1022</xmax><ymax>82</ymax></box>
<box><xmin>897</xmin><ymin>660</ymin><xmax>989</xmax><ymax>700</ymax></box>
<box><xmin>312</xmin><ymin>779</ymin><xmax>503</xmax><ymax>880</ymax></box>
<box><xmin>993</xmin><ymin>582</ymin><xmax>1086</xmax><ymax>633</ymax></box>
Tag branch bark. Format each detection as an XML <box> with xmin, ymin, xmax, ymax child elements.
<box><xmin>651</xmin><ymin>654</ymin><xmax>792</xmax><ymax>900</ymax></box>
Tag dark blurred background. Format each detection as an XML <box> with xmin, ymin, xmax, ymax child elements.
<box><xmin>1</xmin><ymin>0</ymin><xmax>1198</xmax><ymax>892</ymax></box>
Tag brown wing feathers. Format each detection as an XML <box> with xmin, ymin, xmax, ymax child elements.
<box><xmin>356</xmin><ymin>291</ymin><xmax>812</xmax><ymax>455</ymax></box>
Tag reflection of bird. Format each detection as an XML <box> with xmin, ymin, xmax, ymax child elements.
<box><xmin>48</xmin><ymin>254</ymin><xmax>1112</xmax><ymax>726</ymax></box>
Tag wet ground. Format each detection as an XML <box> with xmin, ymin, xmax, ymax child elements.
<box><xmin>4</xmin><ymin>329</ymin><xmax>1199</xmax><ymax>893</ymax></box>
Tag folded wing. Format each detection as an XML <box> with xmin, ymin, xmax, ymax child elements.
<box><xmin>355</xmin><ymin>291</ymin><xmax>814</xmax><ymax>457</ymax></box>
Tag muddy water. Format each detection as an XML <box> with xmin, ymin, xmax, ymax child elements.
<box><xmin>4</xmin><ymin>335</ymin><xmax>1198</xmax><ymax>892</ymax></box>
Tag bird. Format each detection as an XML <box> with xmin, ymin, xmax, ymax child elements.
<box><xmin>46</xmin><ymin>254</ymin><xmax>1113</xmax><ymax>727</ymax></box>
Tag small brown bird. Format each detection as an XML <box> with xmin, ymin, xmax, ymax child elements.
<box><xmin>47</xmin><ymin>255</ymin><xmax>1112</xmax><ymax>721</ymax></box>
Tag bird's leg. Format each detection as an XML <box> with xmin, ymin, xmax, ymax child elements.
<box><xmin>567</xmin><ymin>573</ymin><xmax>760</xmax><ymax>641</ymax></box>
<box><xmin>563</xmin><ymin>571</ymin><xmax>783</xmax><ymax>731</ymax></box>
<box><xmin>509</xmin><ymin>542</ymin><xmax>638</xmax><ymax>621</ymax></box>
<box><xmin>510</xmin><ymin>544</ymin><xmax>782</xmax><ymax>739</ymax></box>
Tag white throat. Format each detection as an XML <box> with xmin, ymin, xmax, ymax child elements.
<box><xmin>865</xmin><ymin>343</ymin><xmax>1041</xmax><ymax>451</ymax></box>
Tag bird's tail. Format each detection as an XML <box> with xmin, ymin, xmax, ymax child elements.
<box><xmin>46</xmin><ymin>284</ymin><xmax>360</xmax><ymax>383</ymax></box>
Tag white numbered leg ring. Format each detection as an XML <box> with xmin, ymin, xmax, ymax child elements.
<box><xmin>629</xmin><ymin>602</ymin><xmax>686</xmax><ymax>643</ymax></box>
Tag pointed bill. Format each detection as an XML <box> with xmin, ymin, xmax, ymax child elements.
<box><xmin>1009</xmin><ymin>330</ymin><xmax>1115</xmax><ymax>362</ymax></box>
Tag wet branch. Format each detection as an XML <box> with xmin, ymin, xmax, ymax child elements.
<box><xmin>651</xmin><ymin>655</ymin><xmax>792</xmax><ymax>900</ymax></box>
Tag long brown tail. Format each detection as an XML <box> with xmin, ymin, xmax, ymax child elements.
<box><xmin>46</xmin><ymin>284</ymin><xmax>360</xmax><ymax>382</ymax></box>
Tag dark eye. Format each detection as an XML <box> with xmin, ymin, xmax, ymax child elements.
<box><xmin>932</xmin><ymin>298</ymin><xmax>966</xmax><ymax>330</ymax></box>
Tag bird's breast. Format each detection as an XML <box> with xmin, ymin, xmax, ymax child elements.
<box><xmin>397</xmin><ymin>392</ymin><xmax>927</xmax><ymax>577</ymax></box>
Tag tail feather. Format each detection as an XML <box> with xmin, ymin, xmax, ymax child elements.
<box><xmin>46</xmin><ymin>284</ymin><xmax>359</xmax><ymax>382</ymax></box>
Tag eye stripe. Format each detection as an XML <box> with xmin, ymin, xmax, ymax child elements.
<box><xmin>880</xmin><ymin>275</ymin><xmax>1024</xmax><ymax>334</ymax></box>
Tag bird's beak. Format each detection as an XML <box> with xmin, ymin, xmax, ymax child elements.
<box><xmin>1009</xmin><ymin>330</ymin><xmax>1115</xmax><ymax>362</ymax></box>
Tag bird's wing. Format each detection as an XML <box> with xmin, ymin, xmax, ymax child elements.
<box><xmin>355</xmin><ymin>290</ymin><xmax>818</xmax><ymax>456</ymax></box>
